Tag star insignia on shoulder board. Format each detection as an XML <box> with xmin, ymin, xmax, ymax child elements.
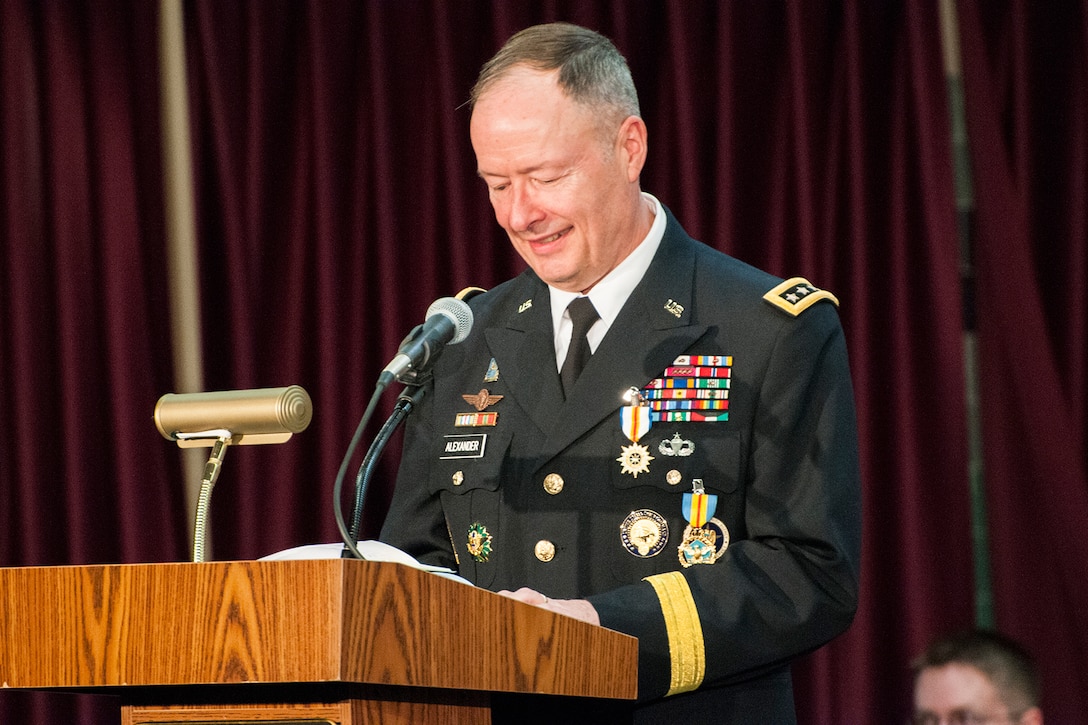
<box><xmin>763</xmin><ymin>276</ymin><xmax>840</xmax><ymax>316</ymax></box>
<box><xmin>463</xmin><ymin>388</ymin><xmax>504</xmax><ymax>412</ymax></box>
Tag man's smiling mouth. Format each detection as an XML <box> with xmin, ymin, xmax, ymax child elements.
<box><xmin>530</xmin><ymin>228</ymin><xmax>572</xmax><ymax>246</ymax></box>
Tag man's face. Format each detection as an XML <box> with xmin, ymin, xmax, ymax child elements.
<box><xmin>913</xmin><ymin>663</ymin><xmax>1017</xmax><ymax>724</ymax></box>
<box><xmin>470</xmin><ymin>67</ymin><xmax>648</xmax><ymax>293</ymax></box>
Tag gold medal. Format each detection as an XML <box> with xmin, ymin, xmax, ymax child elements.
<box><xmin>678</xmin><ymin>517</ymin><xmax>729</xmax><ymax>567</ymax></box>
<box><xmin>617</xmin><ymin>443</ymin><xmax>654</xmax><ymax>478</ymax></box>
<box><xmin>620</xmin><ymin>509</ymin><xmax>669</xmax><ymax>558</ymax></box>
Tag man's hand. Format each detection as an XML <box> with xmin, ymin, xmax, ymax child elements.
<box><xmin>498</xmin><ymin>587</ymin><xmax>601</xmax><ymax>625</ymax></box>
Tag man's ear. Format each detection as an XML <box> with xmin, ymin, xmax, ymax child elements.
<box><xmin>616</xmin><ymin>115</ymin><xmax>648</xmax><ymax>182</ymax></box>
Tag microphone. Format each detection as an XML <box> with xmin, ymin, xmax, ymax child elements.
<box><xmin>154</xmin><ymin>385</ymin><xmax>313</xmax><ymax>447</ymax></box>
<box><xmin>380</xmin><ymin>297</ymin><xmax>473</xmax><ymax>383</ymax></box>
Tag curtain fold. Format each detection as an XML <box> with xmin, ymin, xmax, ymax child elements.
<box><xmin>0</xmin><ymin>0</ymin><xmax>187</xmax><ymax>721</ymax></box>
<box><xmin>959</xmin><ymin>0</ymin><xmax>1088</xmax><ymax>718</ymax></box>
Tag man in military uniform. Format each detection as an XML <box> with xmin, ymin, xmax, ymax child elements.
<box><xmin>380</xmin><ymin>22</ymin><xmax>861</xmax><ymax>723</ymax></box>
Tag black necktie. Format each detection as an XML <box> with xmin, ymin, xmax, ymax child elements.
<box><xmin>560</xmin><ymin>297</ymin><xmax>599</xmax><ymax>399</ymax></box>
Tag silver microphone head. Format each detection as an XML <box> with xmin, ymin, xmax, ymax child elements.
<box><xmin>425</xmin><ymin>296</ymin><xmax>473</xmax><ymax>344</ymax></box>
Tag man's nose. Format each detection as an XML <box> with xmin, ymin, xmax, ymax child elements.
<box><xmin>507</xmin><ymin>183</ymin><xmax>544</xmax><ymax>231</ymax></box>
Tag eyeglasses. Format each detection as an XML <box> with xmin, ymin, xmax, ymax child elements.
<box><xmin>908</xmin><ymin>711</ymin><xmax>1024</xmax><ymax>725</ymax></box>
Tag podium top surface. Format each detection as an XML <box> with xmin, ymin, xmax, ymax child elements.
<box><xmin>0</xmin><ymin>559</ymin><xmax>637</xmax><ymax>700</ymax></box>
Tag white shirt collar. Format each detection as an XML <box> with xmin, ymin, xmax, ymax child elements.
<box><xmin>550</xmin><ymin>192</ymin><xmax>666</xmax><ymax>368</ymax></box>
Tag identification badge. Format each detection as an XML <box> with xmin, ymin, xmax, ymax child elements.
<box><xmin>440</xmin><ymin>434</ymin><xmax>487</xmax><ymax>459</ymax></box>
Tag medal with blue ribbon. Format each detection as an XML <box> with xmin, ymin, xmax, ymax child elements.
<box><xmin>678</xmin><ymin>479</ymin><xmax>728</xmax><ymax>566</ymax></box>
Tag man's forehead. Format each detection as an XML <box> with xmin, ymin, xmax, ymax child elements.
<box><xmin>470</xmin><ymin>79</ymin><xmax>595</xmax><ymax>176</ymax></box>
<box><xmin>914</xmin><ymin>663</ymin><xmax>1006</xmax><ymax>709</ymax></box>
<box><xmin>477</xmin><ymin>64</ymin><xmax>561</xmax><ymax>100</ymax></box>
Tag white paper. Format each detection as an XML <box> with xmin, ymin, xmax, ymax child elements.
<box><xmin>259</xmin><ymin>540</ymin><xmax>473</xmax><ymax>586</ymax></box>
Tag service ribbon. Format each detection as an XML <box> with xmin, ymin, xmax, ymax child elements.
<box><xmin>682</xmin><ymin>492</ymin><xmax>717</xmax><ymax>528</ymax></box>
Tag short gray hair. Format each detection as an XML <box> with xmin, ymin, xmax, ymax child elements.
<box><xmin>470</xmin><ymin>22</ymin><xmax>641</xmax><ymax>126</ymax></box>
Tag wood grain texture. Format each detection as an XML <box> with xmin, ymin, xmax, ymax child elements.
<box><xmin>119</xmin><ymin>684</ymin><xmax>490</xmax><ymax>724</ymax></box>
<box><xmin>0</xmin><ymin>560</ymin><xmax>636</xmax><ymax>701</ymax></box>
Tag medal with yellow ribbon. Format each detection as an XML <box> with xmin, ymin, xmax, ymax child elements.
<box><xmin>617</xmin><ymin>387</ymin><xmax>654</xmax><ymax>478</ymax></box>
<box><xmin>678</xmin><ymin>478</ymin><xmax>728</xmax><ymax>567</ymax></box>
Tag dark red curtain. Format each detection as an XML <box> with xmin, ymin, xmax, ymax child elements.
<box><xmin>959</xmin><ymin>0</ymin><xmax>1088</xmax><ymax>719</ymax></box>
<box><xmin>0</xmin><ymin>0</ymin><xmax>187</xmax><ymax>721</ymax></box>
<box><xmin>2</xmin><ymin>1</ymin><xmax>1084</xmax><ymax>722</ymax></box>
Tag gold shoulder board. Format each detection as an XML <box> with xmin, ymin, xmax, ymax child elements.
<box><xmin>455</xmin><ymin>286</ymin><xmax>488</xmax><ymax>301</ymax></box>
<box><xmin>762</xmin><ymin>277</ymin><xmax>839</xmax><ymax>316</ymax></box>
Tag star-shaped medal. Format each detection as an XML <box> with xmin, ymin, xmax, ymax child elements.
<box><xmin>617</xmin><ymin>442</ymin><xmax>654</xmax><ymax>478</ymax></box>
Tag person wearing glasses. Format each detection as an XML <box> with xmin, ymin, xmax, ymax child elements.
<box><xmin>911</xmin><ymin>629</ymin><xmax>1043</xmax><ymax>725</ymax></box>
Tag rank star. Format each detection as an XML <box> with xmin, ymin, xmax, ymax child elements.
<box><xmin>617</xmin><ymin>443</ymin><xmax>654</xmax><ymax>478</ymax></box>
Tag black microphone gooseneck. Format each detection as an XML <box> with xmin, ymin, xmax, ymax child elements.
<box><xmin>334</xmin><ymin>296</ymin><xmax>473</xmax><ymax>560</ymax></box>
<box><xmin>346</xmin><ymin>385</ymin><xmax>425</xmax><ymax>546</ymax></box>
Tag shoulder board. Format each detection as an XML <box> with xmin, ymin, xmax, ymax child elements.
<box><xmin>455</xmin><ymin>286</ymin><xmax>488</xmax><ymax>301</ymax></box>
<box><xmin>762</xmin><ymin>277</ymin><xmax>839</xmax><ymax>317</ymax></box>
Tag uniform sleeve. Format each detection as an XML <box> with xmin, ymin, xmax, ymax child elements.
<box><xmin>589</xmin><ymin>302</ymin><xmax>861</xmax><ymax>700</ymax></box>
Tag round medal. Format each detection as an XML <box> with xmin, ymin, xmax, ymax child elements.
<box><xmin>620</xmin><ymin>509</ymin><xmax>669</xmax><ymax>558</ymax></box>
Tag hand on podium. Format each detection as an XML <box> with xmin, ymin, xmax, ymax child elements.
<box><xmin>499</xmin><ymin>587</ymin><xmax>601</xmax><ymax>626</ymax></box>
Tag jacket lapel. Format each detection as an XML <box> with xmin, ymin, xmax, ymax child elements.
<box><xmin>539</xmin><ymin>217</ymin><xmax>709</xmax><ymax>463</ymax></box>
<box><xmin>483</xmin><ymin>275</ymin><xmax>565</xmax><ymax>434</ymax></box>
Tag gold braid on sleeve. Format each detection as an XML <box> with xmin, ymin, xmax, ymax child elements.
<box><xmin>644</xmin><ymin>571</ymin><xmax>705</xmax><ymax>695</ymax></box>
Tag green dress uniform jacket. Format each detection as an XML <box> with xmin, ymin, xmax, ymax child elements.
<box><xmin>380</xmin><ymin>208</ymin><xmax>861</xmax><ymax>723</ymax></box>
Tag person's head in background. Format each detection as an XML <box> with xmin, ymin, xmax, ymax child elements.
<box><xmin>911</xmin><ymin>629</ymin><xmax>1043</xmax><ymax>725</ymax></box>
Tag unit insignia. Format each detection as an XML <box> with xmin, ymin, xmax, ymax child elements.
<box><xmin>467</xmin><ymin>522</ymin><xmax>493</xmax><ymax>563</ymax></box>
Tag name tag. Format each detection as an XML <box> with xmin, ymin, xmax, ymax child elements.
<box><xmin>440</xmin><ymin>434</ymin><xmax>488</xmax><ymax>459</ymax></box>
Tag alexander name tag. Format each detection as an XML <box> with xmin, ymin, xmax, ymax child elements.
<box><xmin>440</xmin><ymin>434</ymin><xmax>488</xmax><ymax>459</ymax></box>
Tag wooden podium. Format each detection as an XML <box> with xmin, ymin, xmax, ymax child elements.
<box><xmin>0</xmin><ymin>559</ymin><xmax>637</xmax><ymax>723</ymax></box>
